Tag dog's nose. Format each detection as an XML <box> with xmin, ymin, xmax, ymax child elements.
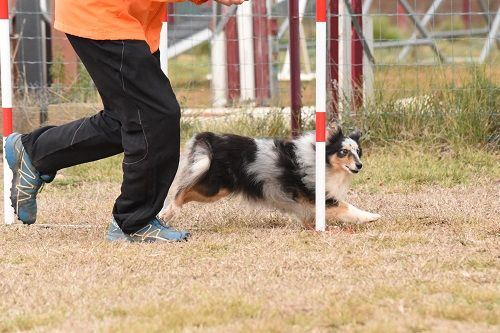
<box><xmin>356</xmin><ymin>163</ymin><xmax>363</xmax><ymax>170</ymax></box>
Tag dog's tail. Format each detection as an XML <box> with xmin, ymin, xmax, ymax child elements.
<box><xmin>175</xmin><ymin>134</ymin><xmax>213</xmax><ymax>195</ymax></box>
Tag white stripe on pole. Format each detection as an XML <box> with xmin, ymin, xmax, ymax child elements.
<box><xmin>0</xmin><ymin>18</ymin><xmax>15</xmax><ymax>225</ymax></box>
<box><xmin>315</xmin><ymin>21</ymin><xmax>327</xmax><ymax>232</ymax></box>
<box><xmin>236</xmin><ymin>1</ymin><xmax>255</xmax><ymax>101</ymax></box>
<box><xmin>160</xmin><ymin>21</ymin><xmax>168</xmax><ymax>76</ymax></box>
<box><xmin>0</xmin><ymin>21</ymin><xmax>11</xmax><ymax>106</ymax></box>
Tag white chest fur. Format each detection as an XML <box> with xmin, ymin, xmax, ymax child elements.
<box><xmin>325</xmin><ymin>171</ymin><xmax>353</xmax><ymax>201</ymax></box>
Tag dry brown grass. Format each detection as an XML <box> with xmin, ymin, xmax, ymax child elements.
<box><xmin>0</xmin><ymin>171</ymin><xmax>498</xmax><ymax>332</ymax></box>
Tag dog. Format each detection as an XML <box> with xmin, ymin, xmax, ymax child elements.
<box><xmin>160</xmin><ymin>127</ymin><xmax>381</xmax><ymax>229</ymax></box>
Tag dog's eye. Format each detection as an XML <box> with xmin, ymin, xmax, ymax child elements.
<box><xmin>338</xmin><ymin>149</ymin><xmax>348</xmax><ymax>157</ymax></box>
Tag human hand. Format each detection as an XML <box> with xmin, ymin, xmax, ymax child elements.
<box><xmin>215</xmin><ymin>0</ymin><xmax>247</xmax><ymax>6</ymax></box>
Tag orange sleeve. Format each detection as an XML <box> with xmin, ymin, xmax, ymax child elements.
<box><xmin>154</xmin><ymin>0</ymin><xmax>208</xmax><ymax>3</ymax></box>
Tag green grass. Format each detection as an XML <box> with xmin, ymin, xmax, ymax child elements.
<box><xmin>0</xmin><ymin>312</ymin><xmax>62</xmax><ymax>332</ymax></box>
<box><xmin>102</xmin><ymin>296</ymin><xmax>261</xmax><ymax>332</ymax></box>
<box><xmin>346</xmin><ymin>66</ymin><xmax>499</xmax><ymax>146</ymax></box>
<box><xmin>373</xmin><ymin>16</ymin><xmax>406</xmax><ymax>41</ymax></box>
<box><xmin>353</xmin><ymin>143</ymin><xmax>499</xmax><ymax>192</ymax></box>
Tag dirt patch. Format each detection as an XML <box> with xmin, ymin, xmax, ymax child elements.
<box><xmin>0</xmin><ymin>182</ymin><xmax>498</xmax><ymax>332</ymax></box>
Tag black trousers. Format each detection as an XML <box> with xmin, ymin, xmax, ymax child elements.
<box><xmin>21</xmin><ymin>35</ymin><xmax>181</xmax><ymax>233</ymax></box>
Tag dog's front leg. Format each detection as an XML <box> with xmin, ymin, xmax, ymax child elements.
<box><xmin>326</xmin><ymin>200</ymin><xmax>381</xmax><ymax>225</ymax></box>
<box><xmin>159</xmin><ymin>202</ymin><xmax>181</xmax><ymax>222</ymax></box>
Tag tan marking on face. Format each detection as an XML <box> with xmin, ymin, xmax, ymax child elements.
<box><xmin>328</xmin><ymin>152</ymin><xmax>358</xmax><ymax>173</ymax></box>
<box><xmin>327</xmin><ymin>154</ymin><xmax>346</xmax><ymax>171</ymax></box>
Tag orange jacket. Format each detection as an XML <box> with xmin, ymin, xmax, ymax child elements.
<box><xmin>54</xmin><ymin>0</ymin><xmax>207</xmax><ymax>52</ymax></box>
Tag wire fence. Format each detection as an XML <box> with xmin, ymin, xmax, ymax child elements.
<box><xmin>1</xmin><ymin>0</ymin><xmax>499</xmax><ymax>139</ymax></box>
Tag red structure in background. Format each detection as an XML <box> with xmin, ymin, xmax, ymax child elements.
<box><xmin>328</xmin><ymin>0</ymin><xmax>339</xmax><ymax>119</ymax></box>
<box><xmin>225</xmin><ymin>8</ymin><xmax>240</xmax><ymax>104</ymax></box>
<box><xmin>462</xmin><ymin>0</ymin><xmax>471</xmax><ymax>28</ymax></box>
<box><xmin>252</xmin><ymin>0</ymin><xmax>271</xmax><ymax>106</ymax></box>
<box><xmin>351</xmin><ymin>0</ymin><xmax>363</xmax><ymax>111</ymax></box>
<box><xmin>397</xmin><ymin>3</ymin><xmax>408</xmax><ymax>30</ymax></box>
<box><xmin>289</xmin><ymin>0</ymin><xmax>301</xmax><ymax>137</ymax></box>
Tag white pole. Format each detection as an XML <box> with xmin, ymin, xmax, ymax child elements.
<box><xmin>315</xmin><ymin>4</ymin><xmax>327</xmax><ymax>232</ymax></box>
<box><xmin>211</xmin><ymin>30</ymin><xmax>228</xmax><ymax>107</ymax></box>
<box><xmin>211</xmin><ymin>3</ymin><xmax>228</xmax><ymax>107</ymax></box>
<box><xmin>339</xmin><ymin>0</ymin><xmax>351</xmax><ymax>110</ymax></box>
<box><xmin>159</xmin><ymin>7</ymin><xmax>169</xmax><ymax>76</ymax></box>
<box><xmin>363</xmin><ymin>15</ymin><xmax>374</xmax><ymax>105</ymax></box>
<box><xmin>0</xmin><ymin>3</ymin><xmax>15</xmax><ymax>225</ymax></box>
<box><xmin>236</xmin><ymin>1</ymin><xmax>255</xmax><ymax>101</ymax></box>
<box><xmin>479</xmin><ymin>6</ymin><xmax>500</xmax><ymax>64</ymax></box>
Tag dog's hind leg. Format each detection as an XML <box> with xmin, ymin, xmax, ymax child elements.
<box><xmin>326</xmin><ymin>200</ymin><xmax>381</xmax><ymax>224</ymax></box>
<box><xmin>160</xmin><ymin>187</ymin><xmax>230</xmax><ymax>222</ymax></box>
<box><xmin>159</xmin><ymin>188</ymin><xmax>185</xmax><ymax>222</ymax></box>
<box><xmin>180</xmin><ymin>187</ymin><xmax>230</xmax><ymax>204</ymax></box>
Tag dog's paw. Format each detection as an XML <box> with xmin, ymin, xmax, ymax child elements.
<box><xmin>348</xmin><ymin>211</ymin><xmax>381</xmax><ymax>225</ymax></box>
<box><xmin>364</xmin><ymin>212</ymin><xmax>381</xmax><ymax>222</ymax></box>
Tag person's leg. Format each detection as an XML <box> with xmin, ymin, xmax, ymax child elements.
<box><xmin>7</xmin><ymin>39</ymin><xmax>125</xmax><ymax>224</ymax></box>
<box><xmin>15</xmin><ymin>35</ymin><xmax>181</xmax><ymax>236</ymax></box>
<box><xmin>63</xmin><ymin>35</ymin><xmax>181</xmax><ymax>234</ymax></box>
<box><xmin>21</xmin><ymin>110</ymin><xmax>123</xmax><ymax>174</ymax></box>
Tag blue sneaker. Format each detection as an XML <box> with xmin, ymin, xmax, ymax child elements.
<box><xmin>106</xmin><ymin>218</ymin><xmax>132</xmax><ymax>241</ymax></box>
<box><xmin>4</xmin><ymin>133</ymin><xmax>55</xmax><ymax>224</ymax></box>
<box><xmin>106</xmin><ymin>217</ymin><xmax>190</xmax><ymax>242</ymax></box>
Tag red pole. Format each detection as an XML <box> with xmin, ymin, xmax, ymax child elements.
<box><xmin>462</xmin><ymin>0</ymin><xmax>471</xmax><ymax>29</ymax></box>
<box><xmin>351</xmin><ymin>0</ymin><xmax>363</xmax><ymax>112</ymax></box>
<box><xmin>252</xmin><ymin>0</ymin><xmax>270</xmax><ymax>106</ymax></box>
<box><xmin>225</xmin><ymin>8</ymin><xmax>240</xmax><ymax>103</ymax></box>
<box><xmin>328</xmin><ymin>0</ymin><xmax>339</xmax><ymax>119</ymax></box>
<box><xmin>289</xmin><ymin>0</ymin><xmax>301</xmax><ymax>137</ymax></box>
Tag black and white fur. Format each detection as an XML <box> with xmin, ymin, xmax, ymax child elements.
<box><xmin>160</xmin><ymin>128</ymin><xmax>381</xmax><ymax>229</ymax></box>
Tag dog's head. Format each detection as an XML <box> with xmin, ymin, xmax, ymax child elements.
<box><xmin>325</xmin><ymin>127</ymin><xmax>363</xmax><ymax>174</ymax></box>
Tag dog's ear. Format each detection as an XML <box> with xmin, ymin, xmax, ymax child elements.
<box><xmin>327</xmin><ymin>124</ymin><xmax>343</xmax><ymax>142</ymax></box>
<box><xmin>349</xmin><ymin>129</ymin><xmax>362</xmax><ymax>143</ymax></box>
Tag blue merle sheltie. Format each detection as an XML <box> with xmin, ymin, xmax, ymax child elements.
<box><xmin>160</xmin><ymin>127</ymin><xmax>381</xmax><ymax>229</ymax></box>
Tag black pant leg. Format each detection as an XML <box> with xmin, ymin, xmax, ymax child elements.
<box><xmin>21</xmin><ymin>35</ymin><xmax>181</xmax><ymax>233</ymax></box>
<box><xmin>21</xmin><ymin>110</ymin><xmax>123</xmax><ymax>174</ymax></box>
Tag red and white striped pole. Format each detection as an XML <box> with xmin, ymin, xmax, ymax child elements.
<box><xmin>315</xmin><ymin>0</ymin><xmax>326</xmax><ymax>231</ymax></box>
<box><xmin>159</xmin><ymin>5</ymin><xmax>169</xmax><ymax>76</ymax></box>
<box><xmin>0</xmin><ymin>0</ymin><xmax>14</xmax><ymax>224</ymax></box>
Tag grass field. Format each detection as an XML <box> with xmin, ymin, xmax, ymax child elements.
<box><xmin>0</xmin><ymin>142</ymin><xmax>498</xmax><ymax>332</ymax></box>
